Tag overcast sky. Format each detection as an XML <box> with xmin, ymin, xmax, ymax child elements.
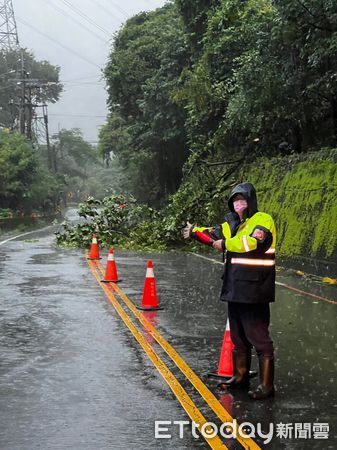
<box><xmin>13</xmin><ymin>0</ymin><xmax>168</xmax><ymax>143</ymax></box>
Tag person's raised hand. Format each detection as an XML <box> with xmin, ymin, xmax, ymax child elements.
<box><xmin>183</xmin><ymin>221</ymin><xmax>193</xmax><ymax>240</ymax></box>
<box><xmin>212</xmin><ymin>239</ymin><xmax>224</xmax><ymax>251</ymax></box>
<box><xmin>252</xmin><ymin>228</ymin><xmax>265</xmax><ymax>241</ymax></box>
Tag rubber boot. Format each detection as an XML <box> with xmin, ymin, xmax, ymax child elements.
<box><xmin>218</xmin><ymin>352</ymin><xmax>250</xmax><ymax>390</ymax></box>
<box><xmin>248</xmin><ymin>356</ymin><xmax>275</xmax><ymax>400</ymax></box>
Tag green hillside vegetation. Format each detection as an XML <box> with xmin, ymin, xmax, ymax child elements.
<box><xmin>244</xmin><ymin>149</ymin><xmax>337</xmax><ymax>258</ymax></box>
<box><xmin>87</xmin><ymin>0</ymin><xmax>337</xmax><ymax>260</ymax></box>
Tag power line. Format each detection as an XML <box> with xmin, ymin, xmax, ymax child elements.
<box><xmin>0</xmin><ymin>84</ymin><xmax>10</xmax><ymax>91</ymax></box>
<box><xmin>44</xmin><ymin>0</ymin><xmax>108</xmax><ymax>43</ymax></box>
<box><xmin>49</xmin><ymin>113</ymin><xmax>106</xmax><ymax>118</ymax></box>
<box><xmin>59</xmin><ymin>0</ymin><xmax>111</xmax><ymax>36</ymax></box>
<box><xmin>110</xmin><ymin>1</ymin><xmax>133</xmax><ymax>19</ymax></box>
<box><xmin>89</xmin><ymin>0</ymin><xmax>127</xmax><ymax>22</ymax></box>
<box><xmin>62</xmin><ymin>81</ymin><xmax>104</xmax><ymax>87</ymax></box>
<box><xmin>60</xmin><ymin>74</ymin><xmax>103</xmax><ymax>82</ymax></box>
<box><xmin>62</xmin><ymin>80</ymin><xmax>104</xmax><ymax>85</ymax></box>
<box><xmin>16</xmin><ymin>16</ymin><xmax>101</xmax><ymax>69</ymax></box>
<box><xmin>92</xmin><ymin>0</ymin><xmax>130</xmax><ymax>18</ymax></box>
<box><xmin>63</xmin><ymin>82</ymin><xmax>104</xmax><ymax>87</ymax></box>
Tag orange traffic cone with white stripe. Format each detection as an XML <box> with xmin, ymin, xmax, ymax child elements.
<box><xmin>137</xmin><ymin>260</ymin><xmax>163</xmax><ymax>311</ymax></box>
<box><xmin>87</xmin><ymin>234</ymin><xmax>101</xmax><ymax>260</ymax></box>
<box><xmin>208</xmin><ymin>319</ymin><xmax>234</xmax><ymax>379</ymax></box>
<box><xmin>101</xmin><ymin>248</ymin><xmax>120</xmax><ymax>283</ymax></box>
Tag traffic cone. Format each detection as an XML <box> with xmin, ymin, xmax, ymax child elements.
<box><xmin>208</xmin><ymin>319</ymin><xmax>234</xmax><ymax>379</ymax></box>
<box><xmin>101</xmin><ymin>249</ymin><xmax>120</xmax><ymax>282</ymax></box>
<box><xmin>87</xmin><ymin>234</ymin><xmax>101</xmax><ymax>260</ymax></box>
<box><xmin>137</xmin><ymin>260</ymin><xmax>163</xmax><ymax>311</ymax></box>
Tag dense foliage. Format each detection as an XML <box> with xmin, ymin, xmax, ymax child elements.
<box><xmin>0</xmin><ymin>131</ymin><xmax>36</xmax><ymax>209</ymax></box>
<box><xmin>0</xmin><ymin>130</ymin><xmax>60</xmax><ymax>213</ymax></box>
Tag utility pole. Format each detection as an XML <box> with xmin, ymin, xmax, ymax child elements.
<box><xmin>42</xmin><ymin>104</ymin><xmax>53</xmax><ymax>170</ymax></box>
<box><xmin>19</xmin><ymin>48</ymin><xmax>25</xmax><ymax>134</ymax></box>
<box><xmin>26</xmin><ymin>80</ymin><xmax>32</xmax><ymax>140</ymax></box>
<box><xmin>0</xmin><ymin>0</ymin><xmax>19</xmax><ymax>51</ymax></box>
<box><xmin>23</xmin><ymin>73</ymin><xmax>37</xmax><ymax>141</ymax></box>
<box><xmin>13</xmin><ymin>77</ymin><xmax>55</xmax><ymax>144</ymax></box>
<box><xmin>52</xmin><ymin>144</ymin><xmax>57</xmax><ymax>173</ymax></box>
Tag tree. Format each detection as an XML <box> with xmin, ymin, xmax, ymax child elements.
<box><xmin>175</xmin><ymin>0</ymin><xmax>221</xmax><ymax>58</ymax></box>
<box><xmin>98</xmin><ymin>113</ymin><xmax>132</xmax><ymax>166</ymax></box>
<box><xmin>0</xmin><ymin>130</ymin><xmax>65</xmax><ymax>213</ymax></box>
<box><xmin>173</xmin><ymin>0</ymin><xmax>276</xmax><ymax>167</ymax></box>
<box><xmin>50</xmin><ymin>128</ymin><xmax>100</xmax><ymax>203</ymax></box>
<box><xmin>272</xmin><ymin>0</ymin><xmax>337</xmax><ymax>149</ymax></box>
<box><xmin>103</xmin><ymin>3</ymin><xmax>189</xmax><ymax>206</ymax></box>
<box><xmin>0</xmin><ymin>130</ymin><xmax>37</xmax><ymax>209</ymax></box>
<box><xmin>55</xmin><ymin>128</ymin><xmax>96</xmax><ymax>172</ymax></box>
<box><xmin>174</xmin><ymin>0</ymin><xmax>337</xmax><ymax>161</ymax></box>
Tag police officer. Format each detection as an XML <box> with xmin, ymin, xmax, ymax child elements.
<box><xmin>183</xmin><ymin>182</ymin><xmax>276</xmax><ymax>400</ymax></box>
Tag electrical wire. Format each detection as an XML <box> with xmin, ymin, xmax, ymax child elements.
<box><xmin>90</xmin><ymin>0</ymin><xmax>127</xmax><ymax>22</ymax></box>
<box><xmin>0</xmin><ymin>85</ymin><xmax>15</xmax><ymax>92</ymax></box>
<box><xmin>60</xmin><ymin>74</ymin><xmax>103</xmax><ymax>82</ymax></box>
<box><xmin>63</xmin><ymin>85</ymin><xmax>105</xmax><ymax>89</ymax></box>
<box><xmin>63</xmin><ymin>83</ymin><xmax>104</xmax><ymax>88</ymax></box>
<box><xmin>45</xmin><ymin>0</ymin><xmax>108</xmax><ymax>43</ymax></box>
<box><xmin>48</xmin><ymin>113</ymin><xmax>106</xmax><ymax>118</ymax></box>
<box><xmin>110</xmin><ymin>1</ymin><xmax>133</xmax><ymax>18</ymax></box>
<box><xmin>59</xmin><ymin>0</ymin><xmax>111</xmax><ymax>36</ymax></box>
<box><xmin>16</xmin><ymin>16</ymin><xmax>101</xmax><ymax>69</ymax></box>
<box><xmin>62</xmin><ymin>80</ymin><xmax>104</xmax><ymax>85</ymax></box>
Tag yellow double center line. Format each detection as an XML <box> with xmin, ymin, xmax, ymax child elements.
<box><xmin>87</xmin><ymin>257</ymin><xmax>261</xmax><ymax>450</ymax></box>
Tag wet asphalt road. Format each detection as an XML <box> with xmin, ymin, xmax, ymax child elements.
<box><xmin>0</xmin><ymin>220</ymin><xmax>336</xmax><ymax>449</ymax></box>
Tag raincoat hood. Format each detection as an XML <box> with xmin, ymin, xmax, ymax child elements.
<box><xmin>228</xmin><ymin>182</ymin><xmax>258</xmax><ymax>218</ymax></box>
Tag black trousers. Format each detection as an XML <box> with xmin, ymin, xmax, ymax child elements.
<box><xmin>227</xmin><ymin>302</ymin><xmax>274</xmax><ymax>358</ymax></box>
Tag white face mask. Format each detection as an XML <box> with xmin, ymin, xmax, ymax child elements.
<box><xmin>233</xmin><ymin>198</ymin><xmax>248</xmax><ymax>214</ymax></box>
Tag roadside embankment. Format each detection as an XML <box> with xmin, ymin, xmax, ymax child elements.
<box><xmin>243</xmin><ymin>148</ymin><xmax>337</xmax><ymax>275</ymax></box>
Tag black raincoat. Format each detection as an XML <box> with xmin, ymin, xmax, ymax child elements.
<box><xmin>220</xmin><ymin>183</ymin><xmax>276</xmax><ymax>304</ymax></box>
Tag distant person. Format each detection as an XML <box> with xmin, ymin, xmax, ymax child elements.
<box><xmin>183</xmin><ymin>182</ymin><xmax>276</xmax><ymax>400</ymax></box>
